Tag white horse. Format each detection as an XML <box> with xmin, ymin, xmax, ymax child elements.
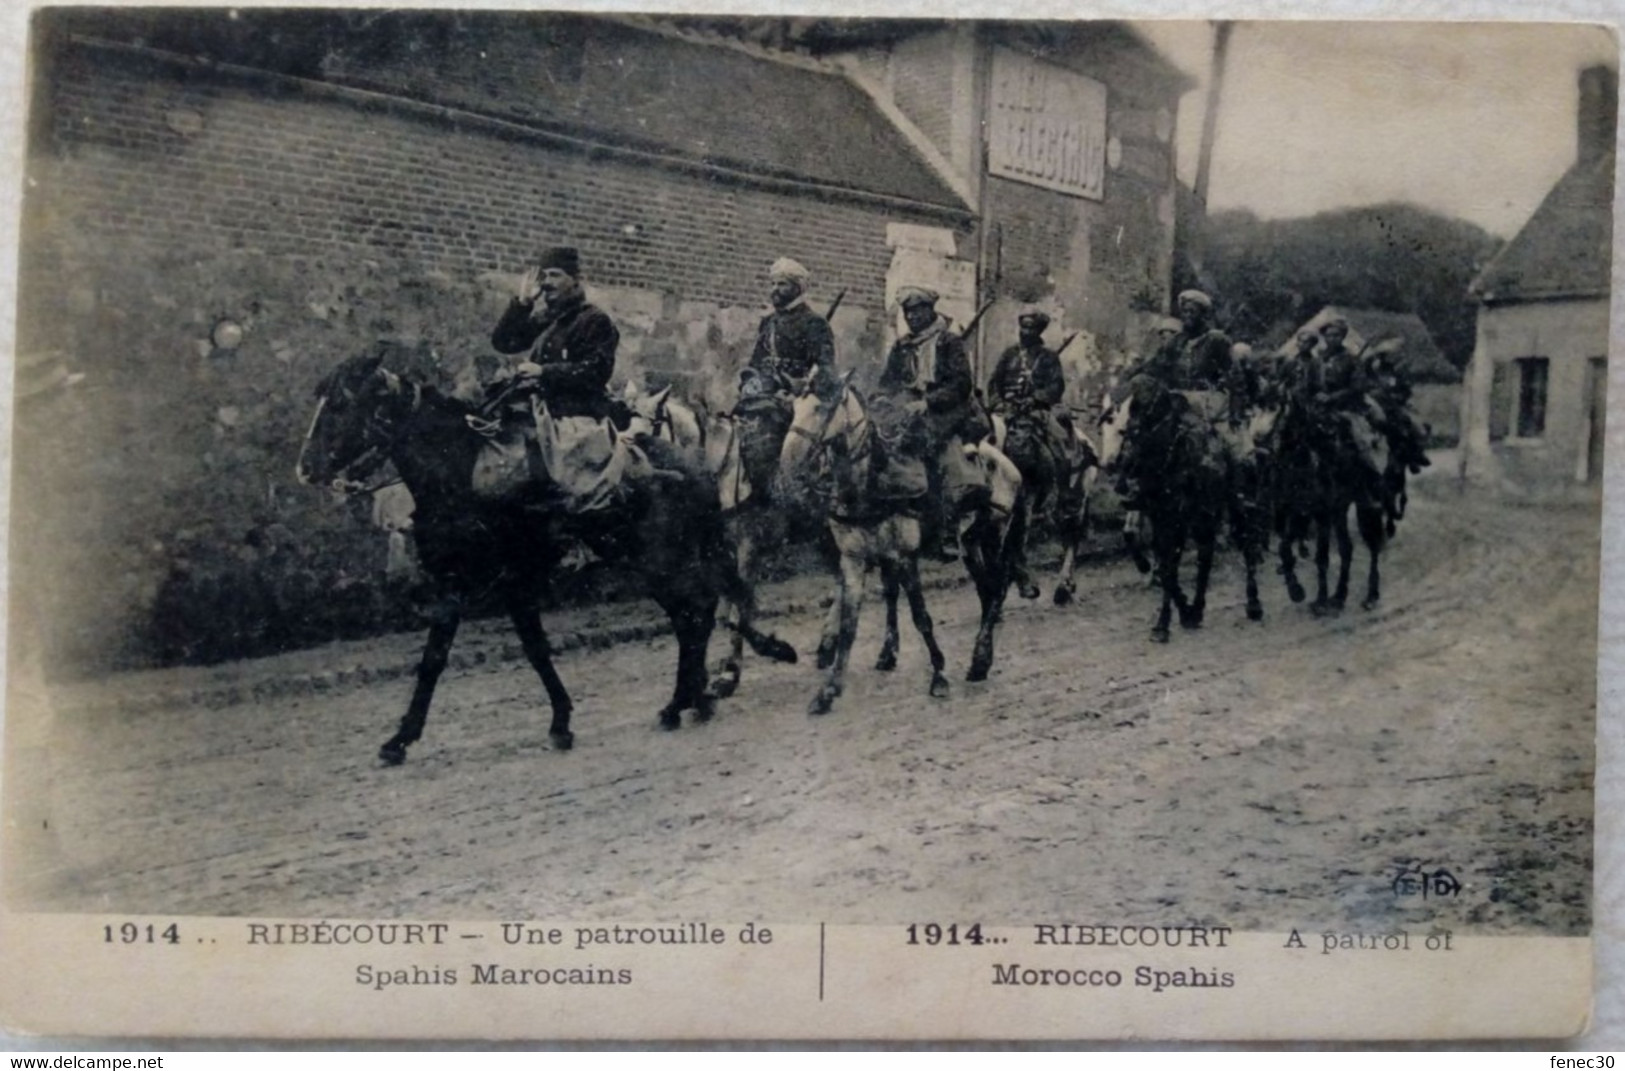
<box><xmin>775</xmin><ymin>376</ymin><xmax>1023</xmax><ymax>714</ymax></box>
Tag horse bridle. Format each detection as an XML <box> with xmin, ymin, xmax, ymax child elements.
<box><xmin>317</xmin><ymin>371</ymin><xmax>421</xmax><ymax>496</ymax></box>
<box><xmin>786</xmin><ymin>386</ymin><xmax>873</xmax><ymax>463</ymax></box>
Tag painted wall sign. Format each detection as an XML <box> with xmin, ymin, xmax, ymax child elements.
<box><xmin>988</xmin><ymin>48</ymin><xmax>1108</xmax><ymax>201</ymax></box>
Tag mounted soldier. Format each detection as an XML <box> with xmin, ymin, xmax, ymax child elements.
<box><xmin>876</xmin><ymin>286</ymin><xmax>979</xmax><ymax>561</ymax></box>
<box><xmin>1279</xmin><ymin>330</ymin><xmax>1321</xmax><ymax>402</ymax></box>
<box><xmin>475</xmin><ymin>246</ymin><xmax>631</xmax><ymax>512</ymax></box>
<box><xmin>1362</xmin><ymin>338</ymin><xmax>1432</xmax><ymax>474</ymax></box>
<box><xmin>489</xmin><ymin>245</ymin><xmax>619</xmax><ymax>421</ymax></box>
<box><xmin>1305</xmin><ymin>316</ymin><xmax>1386</xmax><ymax>481</ymax></box>
<box><xmin>989</xmin><ymin>307</ymin><xmax>1092</xmax><ymax>601</ymax></box>
<box><xmin>1114</xmin><ymin>289</ymin><xmax>1235</xmax><ymax>509</ymax></box>
<box><xmin>988</xmin><ymin>307</ymin><xmax>1072</xmax><ymax>465</ymax></box>
<box><xmin>735</xmin><ymin>257</ymin><xmax>838</xmax><ymax>500</ymax></box>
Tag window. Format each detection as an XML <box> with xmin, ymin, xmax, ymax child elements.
<box><xmin>1515</xmin><ymin>357</ymin><xmax>1549</xmax><ymax>438</ymax></box>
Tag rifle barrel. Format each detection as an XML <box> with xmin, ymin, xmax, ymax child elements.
<box><xmin>960</xmin><ymin>300</ymin><xmax>996</xmax><ymax>339</ymax></box>
<box><xmin>825</xmin><ymin>288</ymin><xmax>848</xmax><ymax>322</ymax></box>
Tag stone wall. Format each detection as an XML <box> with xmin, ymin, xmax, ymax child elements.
<box><xmin>14</xmin><ymin>37</ymin><xmax>938</xmax><ymax>674</ymax></box>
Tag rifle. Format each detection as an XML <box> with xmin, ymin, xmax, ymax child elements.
<box><xmin>825</xmin><ymin>288</ymin><xmax>847</xmax><ymax>322</ymax></box>
<box><xmin>958</xmin><ymin>299</ymin><xmax>996</xmax><ymax>340</ymax></box>
<box><xmin>1055</xmin><ymin>332</ymin><xmax>1080</xmax><ymax>357</ymax></box>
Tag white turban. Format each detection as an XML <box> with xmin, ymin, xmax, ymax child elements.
<box><xmin>769</xmin><ymin>258</ymin><xmax>810</xmax><ymax>285</ymax></box>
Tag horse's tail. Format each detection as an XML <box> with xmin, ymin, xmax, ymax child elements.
<box><xmin>723</xmin><ymin>617</ymin><xmax>798</xmax><ymax>664</ymax></box>
<box><xmin>708</xmin><ymin>519</ymin><xmax>798</xmax><ymax>664</ymax></box>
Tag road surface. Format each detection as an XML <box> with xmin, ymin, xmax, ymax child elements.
<box><xmin>5</xmin><ymin>482</ymin><xmax>1598</xmax><ymax>934</ymax></box>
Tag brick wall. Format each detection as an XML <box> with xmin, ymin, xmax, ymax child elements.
<box><xmin>18</xmin><ymin>38</ymin><xmax>950</xmax><ymax>674</ymax></box>
<box><xmin>889</xmin><ymin>30</ymin><xmax>958</xmax><ymax>161</ymax></box>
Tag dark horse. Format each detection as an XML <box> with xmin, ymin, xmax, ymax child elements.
<box><xmin>1268</xmin><ymin>397</ymin><xmax>1389</xmax><ymax>615</ymax></box>
<box><xmin>1100</xmin><ymin>390</ymin><xmax>1266</xmax><ymax>642</ymax></box>
<box><xmin>297</xmin><ymin>349</ymin><xmax>794</xmax><ymax>764</ymax></box>
<box><xmin>988</xmin><ymin>405</ymin><xmax>1099</xmax><ymax>606</ymax></box>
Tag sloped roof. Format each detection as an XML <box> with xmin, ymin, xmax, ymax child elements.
<box><xmin>1274</xmin><ymin>306</ymin><xmax>1461</xmax><ymax>384</ymax></box>
<box><xmin>51</xmin><ymin>10</ymin><xmax>971</xmax><ymax>215</ymax></box>
<box><xmin>557</xmin><ymin>20</ymin><xmax>970</xmax><ymax>211</ymax></box>
<box><xmin>783</xmin><ymin>19</ymin><xmax>1196</xmax><ymax>97</ymax></box>
<box><xmin>1470</xmin><ymin>153</ymin><xmax>1615</xmax><ymax>304</ymax></box>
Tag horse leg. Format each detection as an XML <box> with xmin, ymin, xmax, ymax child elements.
<box><xmin>1182</xmin><ymin>528</ymin><xmax>1214</xmax><ymax>629</ymax></box>
<box><xmin>816</xmin><ymin>594</ymin><xmax>840</xmax><ymax>670</ymax></box>
<box><xmin>507</xmin><ymin>597</ymin><xmax>575</xmax><ymax>751</ymax></box>
<box><xmin>898</xmin><ymin>550</ymin><xmax>950</xmax><ymax>698</ymax></box>
<box><xmin>968</xmin><ymin>509</ymin><xmax>1016</xmax><ymax>682</ymax></box>
<box><xmin>1311</xmin><ymin>517</ymin><xmax>1334</xmax><ymax>615</ymax></box>
<box><xmin>1243</xmin><ymin>537</ymin><xmax>1265</xmax><ymax>622</ymax></box>
<box><xmin>815</xmin><ymin>521</ymin><xmax>841</xmax><ymax>670</ymax></box>
<box><xmin>1011</xmin><ymin>487</ymin><xmax>1039</xmax><ymax>600</ymax></box>
<box><xmin>1052</xmin><ymin>486</ymin><xmax>1085</xmax><ymax>606</ymax></box>
<box><xmin>380</xmin><ymin>606</ymin><xmax>461</xmax><ymax>766</ymax></box>
<box><xmin>875</xmin><ymin>559</ymin><xmax>901</xmax><ymax>672</ymax></box>
<box><xmin>1279</xmin><ymin>518</ymin><xmax>1306</xmax><ymax>604</ymax></box>
<box><xmin>811</xmin><ymin>543</ymin><xmax>865</xmax><ymax>716</ymax></box>
<box><xmin>1151</xmin><ymin>527</ymin><xmax>1179</xmax><ymax>643</ymax></box>
<box><xmin>1359</xmin><ymin>504</ymin><xmax>1384</xmax><ymax>610</ymax></box>
<box><xmin>1125</xmin><ymin>510</ymin><xmax>1152</xmax><ymax>574</ymax></box>
<box><xmin>685</xmin><ymin>596</ymin><xmax>720</xmax><ymax>724</ymax></box>
<box><xmin>710</xmin><ymin>526</ymin><xmax>751</xmax><ymax>699</ymax></box>
<box><xmin>1332</xmin><ymin>509</ymin><xmax>1354</xmax><ymax>610</ymax></box>
<box><xmin>655</xmin><ymin>596</ymin><xmax>714</xmax><ymax>730</ymax></box>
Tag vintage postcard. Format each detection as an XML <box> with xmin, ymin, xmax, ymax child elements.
<box><xmin>0</xmin><ymin>0</ymin><xmax>1617</xmax><ymax>1044</ymax></box>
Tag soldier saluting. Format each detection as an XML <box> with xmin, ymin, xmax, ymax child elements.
<box><xmin>490</xmin><ymin>246</ymin><xmax>619</xmax><ymax>421</ymax></box>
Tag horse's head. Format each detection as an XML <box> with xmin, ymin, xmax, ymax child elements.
<box><xmin>1096</xmin><ymin>389</ymin><xmax>1132</xmax><ymax>469</ymax></box>
<box><xmin>776</xmin><ymin>370</ymin><xmax>858</xmax><ymax>498</ymax></box>
<box><xmin>296</xmin><ymin>348</ymin><xmax>416</xmax><ymax>491</ymax></box>
<box><xmin>622</xmin><ymin>383</ymin><xmax>674</xmax><ymax>438</ymax></box>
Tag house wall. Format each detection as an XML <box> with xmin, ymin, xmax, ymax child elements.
<box><xmin>17</xmin><ymin>37</ymin><xmax>959</xmax><ymax>673</ymax></box>
<box><xmin>871</xmin><ymin>29</ymin><xmax>1182</xmax><ymax>409</ymax></box>
<box><xmin>1461</xmin><ymin>298</ymin><xmax>1609</xmax><ymax>494</ymax></box>
<box><xmin>1411</xmin><ymin>383</ymin><xmax>1461</xmax><ymax>447</ymax></box>
<box><xmin>970</xmin><ymin>49</ymin><xmax>1180</xmax><ymax>407</ymax></box>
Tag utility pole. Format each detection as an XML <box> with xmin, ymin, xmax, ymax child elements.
<box><xmin>1194</xmin><ymin>20</ymin><xmax>1233</xmax><ymax>210</ymax></box>
<box><xmin>1188</xmin><ymin>20</ymin><xmax>1234</xmax><ymax>290</ymax></box>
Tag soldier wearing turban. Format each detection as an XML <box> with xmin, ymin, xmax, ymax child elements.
<box><xmin>744</xmin><ymin>256</ymin><xmax>837</xmax><ymax>401</ymax></box>
<box><xmin>1114</xmin><ymin>289</ymin><xmax>1237</xmax><ymax>508</ymax></box>
<box><xmin>733</xmin><ymin>256</ymin><xmax>840</xmax><ymax>499</ymax></box>
<box><xmin>877</xmin><ymin>286</ymin><xmax>976</xmax><ymax>559</ymax></box>
<box><xmin>1307</xmin><ymin>316</ymin><xmax>1386</xmax><ymax>477</ymax></box>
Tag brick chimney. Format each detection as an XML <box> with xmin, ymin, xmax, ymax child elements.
<box><xmin>1578</xmin><ymin>64</ymin><xmax>1618</xmax><ymax>165</ymax></box>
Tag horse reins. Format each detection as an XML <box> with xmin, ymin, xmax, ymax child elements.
<box><xmin>312</xmin><ymin>374</ymin><xmax>422</xmax><ymax>497</ymax></box>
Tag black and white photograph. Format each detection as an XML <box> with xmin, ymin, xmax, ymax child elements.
<box><xmin>0</xmin><ymin>3</ymin><xmax>1616</xmax><ymax>1042</ymax></box>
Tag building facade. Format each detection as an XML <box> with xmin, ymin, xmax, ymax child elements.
<box><xmin>15</xmin><ymin>12</ymin><xmax>1190</xmax><ymax>670</ymax></box>
<box><xmin>1460</xmin><ymin>65</ymin><xmax>1616</xmax><ymax>496</ymax></box>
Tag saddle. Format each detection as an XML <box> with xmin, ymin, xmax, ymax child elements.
<box><xmin>865</xmin><ymin>393</ymin><xmax>930</xmax><ymax>502</ymax></box>
<box><xmin>470</xmin><ymin>399</ymin><xmax>667</xmax><ymax>514</ymax></box>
